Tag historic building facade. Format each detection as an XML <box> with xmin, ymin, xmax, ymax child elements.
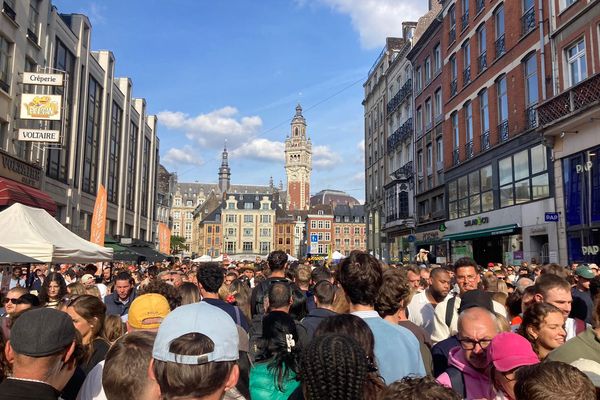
<box><xmin>285</xmin><ymin>104</ymin><xmax>312</xmax><ymax>211</ymax></box>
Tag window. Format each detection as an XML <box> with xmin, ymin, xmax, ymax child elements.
<box><xmin>174</xmin><ymin>198</ymin><xmax>181</xmax><ymax>207</ymax></box>
<box><xmin>261</xmin><ymin>203</ymin><xmax>270</xmax><ymax>210</ymax></box>
<box><xmin>477</xmin><ymin>24</ymin><xmax>487</xmax><ymax>71</ymax></box>
<box><xmin>425</xmin><ymin>98</ymin><xmax>432</xmax><ymax>129</ymax></box>
<box><xmin>465</xmin><ymin>102</ymin><xmax>473</xmax><ymax>143</ymax></box>
<box><xmin>227</xmin><ymin>228</ymin><xmax>235</xmax><ymax>236</ymax></box>
<box><xmin>344</xmin><ymin>227</ymin><xmax>350</xmax><ymax>234</ymax></box>
<box><xmin>260</xmin><ymin>228</ymin><xmax>270</xmax><ymax>237</ymax></box>
<box><xmin>524</xmin><ymin>54</ymin><xmax>539</xmax><ymax>106</ymax></box>
<box><xmin>415</xmin><ymin>66</ymin><xmax>422</xmax><ymax>91</ymax></box>
<box><xmin>566</xmin><ymin>39</ymin><xmax>586</xmax><ymax>86</ymax></box>
<box><xmin>244</xmin><ymin>215</ymin><xmax>253</xmax><ymax>223</ymax></box>
<box><xmin>311</xmin><ymin>221</ymin><xmax>317</xmax><ymax>229</ymax></box>
<box><xmin>495</xmin><ymin>5</ymin><xmax>505</xmax><ymax>57</ymax></box>
<box><xmin>335</xmin><ymin>227</ymin><xmax>340</xmax><ymax>234</ymax></box>
<box><xmin>173</xmin><ymin>211</ymin><xmax>180</xmax><ymax>219</ymax></box>
<box><xmin>28</xmin><ymin>0</ymin><xmax>39</xmax><ymax>40</ymax></box>
<box><xmin>324</xmin><ymin>221</ymin><xmax>331</xmax><ymax>229</ymax></box>
<box><xmin>416</xmin><ymin>106</ymin><xmax>423</xmax><ymax>133</ymax></box>
<box><xmin>434</xmin><ymin>89</ymin><xmax>442</xmax><ymax>118</ymax></box>
<box><xmin>497</xmin><ymin>75</ymin><xmax>508</xmax><ymax>124</ymax></box>
<box><xmin>449</xmin><ymin>5</ymin><xmax>457</xmax><ymax>42</ymax></box>
<box><xmin>228</xmin><ymin>202</ymin><xmax>235</xmax><ymax>209</ymax></box>
<box><xmin>107</xmin><ymin>103</ymin><xmax>121</xmax><ymax>204</ymax></box>
<box><xmin>244</xmin><ymin>202</ymin><xmax>253</xmax><ymax>209</ymax></box>
<box><xmin>207</xmin><ymin>225</ymin><xmax>212</xmax><ymax>233</ymax></box>
<box><xmin>499</xmin><ymin>145</ymin><xmax>549</xmax><ymax>207</ymax></box>
<box><xmin>354</xmin><ymin>227</ymin><xmax>361</xmax><ymax>235</ymax></box>
<box><xmin>417</xmin><ymin>150</ymin><xmax>424</xmax><ymax>175</ymax></box>
<box><xmin>140</xmin><ymin>137</ymin><xmax>151</xmax><ymax>217</ymax></box>
<box><xmin>448</xmin><ymin>165</ymin><xmax>494</xmax><ymax>219</ymax></box>
<box><xmin>0</xmin><ymin>36</ymin><xmax>11</xmax><ymax>92</ymax></box>
<box><xmin>226</xmin><ymin>215</ymin><xmax>237</xmax><ymax>223</ymax></box>
<box><xmin>243</xmin><ymin>228</ymin><xmax>253</xmax><ymax>236</ymax></box>
<box><xmin>436</xmin><ymin>137</ymin><xmax>444</xmax><ymax>165</ymax></box>
<box><xmin>260</xmin><ymin>215</ymin><xmax>271</xmax><ymax>223</ymax></box>
<box><xmin>317</xmin><ymin>220</ymin><xmax>324</xmax><ymax>229</ymax></box>
<box><xmin>463</xmin><ymin>40</ymin><xmax>471</xmax><ymax>84</ymax></box>
<box><xmin>226</xmin><ymin>242</ymin><xmax>235</xmax><ymax>253</ymax></box>
<box><xmin>260</xmin><ymin>242</ymin><xmax>270</xmax><ymax>254</ymax></box>
<box><xmin>462</xmin><ymin>0</ymin><xmax>470</xmax><ymax>25</ymax></box>
<box><xmin>427</xmin><ymin>144</ymin><xmax>433</xmax><ymax>174</ymax></box>
<box><xmin>82</xmin><ymin>77</ymin><xmax>102</xmax><ymax>195</ymax></box>
<box><xmin>425</xmin><ymin>57</ymin><xmax>432</xmax><ymax>82</ymax></box>
<box><xmin>126</xmin><ymin>122</ymin><xmax>138</xmax><ymax>211</ymax></box>
<box><xmin>561</xmin><ymin>0</ymin><xmax>577</xmax><ymax>10</ymax></box>
<box><xmin>185</xmin><ymin>222</ymin><xmax>192</xmax><ymax>232</ymax></box>
<box><xmin>452</xmin><ymin>112</ymin><xmax>459</xmax><ymax>149</ymax></box>
<box><xmin>450</xmin><ymin>55</ymin><xmax>457</xmax><ymax>80</ymax></box>
<box><xmin>479</xmin><ymin>90</ymin><xmax>489</xmax><ymax>134</ymax></box>
<box><xmin>243</xmin><ymin>242</ymin><xmax>253</xmax><ymax>252</ymax></box>
<box><xmin>434</xmin><ymin>44</ymin><xmax>442</xmax><ymax>72</ymax></box>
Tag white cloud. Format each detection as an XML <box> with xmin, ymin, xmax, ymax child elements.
<box><xmin>230</xmin><ymin>138</ymin><xmax>285</xmax><ymax>162</ymax></box>
<box><xmin>313</xmin><ymin>145</ymin><xmax>342</xmax><ymax>168</ymax></box>
<box><xmin>317</xmin><ymin>0</ymin><xmax>428</xmax><ymax>49</ymax></box>
<box><xmin>351</xmin><ymin>171</ymin><xmax>365</xmax><ymax>183</ymax></box>
<box><xmin>158</xmin><ymin>107</ymin><xmax>262</xmax><ymax>148</ymax></box>
<box><xmin>162</xmin><ymin>146</ymin><xmax>204</xmax><ymax>167</ymax></box>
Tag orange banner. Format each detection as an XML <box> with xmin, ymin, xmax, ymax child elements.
<box><xmin>158</xmin><ymin>223</ymin><xmax>171</xmax><ymax>255</ymax></box>
<box><xmin>90</xmin><ymin>184</ymin><xmax>107</xmax><ymax>246</ymax></box>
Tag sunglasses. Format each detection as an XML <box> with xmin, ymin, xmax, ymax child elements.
<box><xmin>3</xmin><ymin>297</ymin><xmax>25</xmax><ymax>305</ymax></box>
<box><xmin>60</xmin><ymin>295</ymin><xmax>80</xmax><ymax>307</ymax></box>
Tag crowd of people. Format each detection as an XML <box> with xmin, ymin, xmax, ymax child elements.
<box><xmin>0</xmin><ymin>250</ymin><xmax>599</xmax><ymax>400</ymax></box>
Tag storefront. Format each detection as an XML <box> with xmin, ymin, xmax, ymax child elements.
<box><xmin>562</xmin><ymin>144</ymin><xmax>600</xmax><ymax>265</ymax></box>
<box><xmin>386</xmin><ymin>231</ymin><xmax>413</xmax><ymax>264</ymax></box>
<box><xmin>415</xmin><ymin>228</ymin><xmax>447</xmax><ymax>264</ymax></box>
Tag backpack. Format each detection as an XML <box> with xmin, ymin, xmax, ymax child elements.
<box><xmin>446</xmin><ymin>366</ymin><xmax>466</xmax><ymax>398</ymax></box>
<box><xmin>445</xmin><ymin>296</ymin><xmax>458</xmax><ymax>328</ymax></box>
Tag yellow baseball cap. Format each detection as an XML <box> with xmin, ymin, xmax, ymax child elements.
<box><xmin>128</xmin><ymin>294</ymin><xmax>170</xmax><ymax>330</ymax></box>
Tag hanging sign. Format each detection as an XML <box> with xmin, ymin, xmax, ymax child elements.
<box><xmin>18</xmin><ymin>129</ymin><xmax>60</xmax><ymax>142</ymax></box>
<box><xmin>20</xmin><ymin>94</ymin><xmax>62</xmax><ymax>120</ymax></box>
<box><xmin>22</xmin><ymin>72</ymin><xmax>64</xmax><ymax>86</ymax></box>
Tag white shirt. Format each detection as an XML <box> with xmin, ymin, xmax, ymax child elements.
<box><xmin>76</xmin><ymin>361</ymin><xmax>106</xmax><ymax>400</ymax></box>
<box><xmin>407</xmin><ymin>290</ymin><xmax>436</xmax><ymax>335</ymax></box>
<box><xmin>565</xmin><ymin>317</ymin><xmax>590</xmax><ymax>340</ymax></box>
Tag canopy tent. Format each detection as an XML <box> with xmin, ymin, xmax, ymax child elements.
<box><xmin>0</xmin><ymin>203</ymin><xmax>113</xmax><ymax>263</ymax></box>
<box><xmin>287</xmin><ymin>253</ymin><xmax>298</xmax><ymax>262</ymax></box>
<box><xmin>104</xmin><ymin>239</ymin><xmax>139</xmax><ymax>262</ymax></box>
<box><xmin>331</xmin><ymin>250</ymin><xmax>345</xmax><ymax>260</ymax></box>
<box><xmin>212</xmin><ymin>254</ymin><xmax>224</xmax><ymax>262</ymax></box>
<box><xmin>192</xmin><ymin>254</ymin><xmax>212</xmax><ymax>262</ymax></box>
<box><xmin>0</xmin><ymin>245</ymin><xmax>47</xmax><ymax>263</ymax></box>
<box><xmin>125</xmin><ymin>245</ymin><xmax>168</xmax><ymax>263</ymax></box>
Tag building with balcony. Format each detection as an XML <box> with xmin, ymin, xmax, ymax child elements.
<box><xmin>408</xmin><ymin>3</ymin><xmax>448</xmax><ymax>263</ymax></box>
<box><xmin>0</xmin><ymin>1</ymin><xmax>160</xmax><ymax>244</ymax></box>
<box><xmin>439</xmin><ymin>0</ymin><xmax>556</xmax><ymax>266</ymax></box>
<box><xmin>536</xmin><ymin>0</ymin><xmax>600</xmax><ymax>265</ymax></box>
<box><xmin>364</xmin><ymin>32</ymin><xmax>415</xmax><ymax>261</ymax></box>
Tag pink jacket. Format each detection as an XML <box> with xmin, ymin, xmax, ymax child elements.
<box><xmin>437</xmin><ymin>347</ymin><xmax>496</xmax><ymax>400</ymax></box>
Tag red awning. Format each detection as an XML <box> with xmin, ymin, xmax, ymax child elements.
<box><xmin>0</xmin><ymin>178</ymin><xmax>57</xmax><ymax>216</ymax></box>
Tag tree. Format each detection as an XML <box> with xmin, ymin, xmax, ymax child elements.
<box><xmin>170</xmin><ymin>235</ymin><xmax>186</xmax><ymax>254</ymax></box>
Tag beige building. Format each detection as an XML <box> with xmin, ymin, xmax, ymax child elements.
<box><xmin>0</xmin><ymin>0</ymin><xmax>160</xmax><ymax>243</ymax></box>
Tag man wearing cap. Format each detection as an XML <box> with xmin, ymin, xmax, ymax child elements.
<box><xmin>571</xmin><ymin>265</ymin><xmax>595</xmax><ymax>325</ymax></box>
<box><xmin>150</xmin><ymin>302</ymin><xmax>240</xmax><ymax>399</ymax></box>
<box><xmin>431</xmin><ymin>258</ymin><xmax>507</xmax><ymax>344</ymax></box>
<box><xmin>76</xmin><ymin>294</ymin><xmax>171</xmax><ymax>400</ymax></box>
<box><xmin>437</xmin><ymin>307</ymin><xmax>500</xmax><ymax>399</ymax></box>
<box><xmin>0</xmin><ymin>308</ymin><xmax>77</xmax><ymax>400</ymax></box>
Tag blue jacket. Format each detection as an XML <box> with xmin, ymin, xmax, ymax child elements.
<box><xmin>300</xmin><ymin>308</ymin><xmax>337</xmax><ymax>340</ymax></box>
<box><xmin>104</xmin><ymin>289</ymin><xmax>136</xmax><ymax>317</ymax></box>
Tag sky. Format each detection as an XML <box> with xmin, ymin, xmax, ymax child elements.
<box><xmin>52</xmin><ymin>0</ymin><xmax>428</xmax><ymax>202</ymax></box>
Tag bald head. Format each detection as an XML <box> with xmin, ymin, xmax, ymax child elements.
<box><xmin>457</xmin><ymin>307</ymin><xmax>499</xmax><ymax>370</ymax></box>
<box><xmin>458</xmin><ymin>307</ymin><xmax>498</xmax><ymax>333</ymax></box>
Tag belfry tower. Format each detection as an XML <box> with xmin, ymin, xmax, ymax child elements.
<box><xmin>284</xmin><ymin>104</ymin><xmax>312</xmax><ymax>211</ymax></box>
<box><xmin>218</xmin><ymin>142</ymin><xmax>231</xmax><ymax>194</ymax></box>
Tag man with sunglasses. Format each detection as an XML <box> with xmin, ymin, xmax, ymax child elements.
<box><xmin>437</xmin><ymin>306</ymin><xmax>500</xmax><ymax>399</ymax></box>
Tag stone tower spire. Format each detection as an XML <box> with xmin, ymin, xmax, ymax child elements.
<box><xmin>284</xmin><ymin>104</ymin><xmax>312</xmax><ymax>211</ymax></box>
<box><xmin>218</xmin><ymin>141</ymin><xmax>231</xmax><ymax>194</ymax></box>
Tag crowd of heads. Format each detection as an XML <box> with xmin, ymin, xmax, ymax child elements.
<box><xmin>0</xmin><ymin>251</ymin><xmax>599</xmax><ymax>400</ymax></box>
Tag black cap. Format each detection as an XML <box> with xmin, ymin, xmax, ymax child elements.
<box><xmin>10</xmin><ymin>308</ymin><xmax>75</xmax><ymax>357</ymax></box>
<box><xmin>458</xmin><ymin>290</ymin><xmax>494</xmax><ymax>314</ymax></box>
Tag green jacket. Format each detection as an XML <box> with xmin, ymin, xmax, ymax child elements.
<box><xmin>547</xmin><ymin>328</ymin><xmax>600</xmax><ymax>364</ymax></box>
<box><xmin>249</xmin><ymin>361</ymin><xmax>299</xmax><ymax>400</ymax></box>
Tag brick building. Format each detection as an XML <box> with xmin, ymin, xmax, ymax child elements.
<box><xmin>332</xmin><ymin>204</ymin><xmax>367</xmax><ymax>256</ymax></box>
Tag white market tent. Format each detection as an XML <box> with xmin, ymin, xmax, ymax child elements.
<box><xmin>0</xmin><ymin>203</ymin><xmax>113</xmax><ymax>263</ymax></box>
<box><xmin>192</xmin><ymin>254</ymin><xmax>213</xmax><ymax>262</ymax></box>
<box><xmin>287</xmin><ymin>253</ymin><xmax>298</xmax><ymax>262</ymax></box>
<box><xmin>331</xmin><ymin>250</ymin><xmax>345</xmax><ymax>260</ymax></box>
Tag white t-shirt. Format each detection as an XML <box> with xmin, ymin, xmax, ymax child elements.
<box><xmin>76</xmin><ymin>360</ymin><xmax>106</xmax><ymax>400</ymax></box>
<box><xmin>407</xmin><ymin>290</ymin><xmax>436</xmax><ymax>335</ymax></box>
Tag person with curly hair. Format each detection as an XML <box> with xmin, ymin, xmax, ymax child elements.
<box><xmin>291</xmin><ymin>334</ymin><xmax>370</xmax><ymax>400</ymax></box>
<box><xmin>518</xmin><ymin>302</ymin><xmax>566</xmax><ymax>360</ymax></box>
<box><xmin>137</xmin><ymin>278</ymin><xmax>181</xmax><ymax>311</ymax></box>
<box><xmin>250</xmin><ymin>311</ymin><xmax>300</xmax><ymax>399</ymax></box>
<box><xmin>38</xmin><ymin>272</ymin><xmax>68</xmax><ymax>309</ymax></box>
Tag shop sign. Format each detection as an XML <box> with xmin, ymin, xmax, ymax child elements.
<box><xmin>439</xmin><ymin>223</ymin><xmax>447</xmax><ymax>232</ymax></box>
<box><xmin>513</xmin><ymin>250</ymin><xmax>524</xmax><ymax>260</ymax></box>
<box><xmin>0</xmin><ymin>151</ymin><xmax>42</xmax><ymax>188</ymax></box>
<box><xmin>582</xmin><ymin>246</ymin><xmax>599</xmax><ymax>255</ymax></box>
<box><xmin>20</xmin><ymin>94</ymin><xmax>62</xmax><ymax>120</ymax></box>
<box><xmin>464</xmin><ymin>216</ymin><xmax>489</xmax><ymax>227</ymax></box>
<box><xmin>576</xmin><ymin>161</ymin><xmax>593</xmax><ymax>174</ymax></box>
<box><xmin>544</xmin><ymin>212</ymin><xmax>559</xmax><ymax>222</ymax></box>
<box><xmin>18</xmin><ymin>129</ymin><xmax>60</xmax><ymax>142</ymax></box>
<box><xmin>22</xmin><ymin>72</ymin><xmax>64</xmax><ymax>86</ymax></box>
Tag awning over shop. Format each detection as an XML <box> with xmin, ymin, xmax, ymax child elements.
<box><xmin>0</xmin><ymin>178</ymin><xmax>57</xmax><ymax>216</ymax></box>
<box><xmin>444</xmin><ymin>224</ymin><xmax>520</xmax><ymax>241</ymax></box>
<box><xmin>126</xmin><ymin>245</ymin><xmax>168</xmax><ymax>263</ymax></box>
<box><xmin>105</xmin><ymin>242</ymin><xmax>139</xmax><ymax>262</ymax></box>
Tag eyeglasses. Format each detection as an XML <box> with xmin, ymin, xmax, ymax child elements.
<box><xmin>60</xmin><ymin>295</ymin><xmax>80</xmax><ymax>307</ymax></box>
<box><xmin>3</xmin><ymin>297</ymin><xmax>24</xmax><ymax>305</ymax></box>
<box><xmin>458</xmin><ymin>338</ymin><xmax>492</xmax><ymax>350</ymax></box>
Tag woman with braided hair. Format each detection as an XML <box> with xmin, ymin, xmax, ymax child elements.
<box><xmin>249</xmin><ymin>311</ymin><xmax>301</xmax><ymax>399</ymax></box>
<box><xmin>292</xmin><ymin>334</ymin><xmax>370</xmax><ymax>400</ymax></box>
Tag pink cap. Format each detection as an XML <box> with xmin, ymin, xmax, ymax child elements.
<box><xmin>487</xmin><ymin>332</ymin><xmax>539</xmax><ymax>372</ymax></box>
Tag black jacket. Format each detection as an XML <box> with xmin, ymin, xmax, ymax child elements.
<box><xmin>300</xmin><ymin>308</ymin><xmax>337</xmax><ymax>340</ymax></box>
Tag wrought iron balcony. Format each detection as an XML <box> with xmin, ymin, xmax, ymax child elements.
<box><xmin>495</xmin><ymin>34</ymin><xmax>506</xmax><ymax>59</ymax></box>
<box><xmin>480</xmin><ymin>131</ymin><xmax>491</xmax><ymax>151</ymax></box>
<box><xmin>386</xmin><ymin>78</ymin><xmax>412</xmax><ymax>114</ymax></box>
<box><xmin>2</xmin><ymin>1</ymin><xmax>16</xmax><ymax>21</ymax></box>
<box><xmin>463</xmin><ymin>66</ymin><xmax>471</xmax><ymax>86</ymax></box>
<box><xmin>477</xmin><ymin>51</ymin><xmax>487</xmax><ymax>74</ymax></box>
<box><xmin>498</xmin><ymin>119</ymin><xmax>509</xmax><ymax>142</ymax></box>
<box><xmin>450</xmin><ymin>79</ymin><xmax>458</xmax><ymax>97</ymax></box>
<box><xmin>537</xmin><ymin>72</ymin><xmax>600</xmax><ymax>127</ymax></box>
<box><xmin>449</xmin><ymin>26</ymin><xmax>456</xmax><ymax>44</ymax></box>
<box><xmin>461</xmin><ymin>12</ymin><xmax>469</xmax><ymax>31</ymax></box>
<box><xmin>391</xmin><ymin>161</ymin><xmax>414</xmax><ymax>181</ymax></box>
<box><xmin>452</xmin><ymin>148</ymin><xmax>460</xmax><ymax>166</ymax></box>
<box><xmin>526</xmin><ymin>105</ymin><xmax>538</xmax><ymax>129</ymax></box>
<box><xmin>476</xmin><ymin>0</ymin><xmax>485</xmax><ymax>14</ymax></box>
<box><xmin>27</xmin><ymin>29</ymin><xmax>38</xmax><ymax>44</ymax></box>
<box><xmin>521</xmin><ymin>7</ymin><xmax>536</xmax><ymax>37</ymax></box>
<box><xmin>387</xmin><ymin>118</ymin><xmax>413</xmax><ymax>152</ymax></box>
<box><xmin>466</xmin><ymin>140</ymin><xmax>474</xmax><ymax>159</ymax></box>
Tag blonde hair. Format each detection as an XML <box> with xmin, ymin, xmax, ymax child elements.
<box><xmin>103</xmin><ymin>314</ymin><xmax>126</xmax><ymax>343</ymax></box>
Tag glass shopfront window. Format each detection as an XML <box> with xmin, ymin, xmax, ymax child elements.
<box><xmin>499</xmin><ymin>144</ymin><xmax>550</xmax><ymax>207</ymax></box>
<box><xmin>448</xmin><ymin>165</ymin><xmax>494</xmax><ymax>219</ymax></box>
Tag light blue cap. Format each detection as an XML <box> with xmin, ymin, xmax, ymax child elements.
<box><xmin>152</xmin><ymin>302</ymin><xmax>239</xmax><ymax>364</ymax></box>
